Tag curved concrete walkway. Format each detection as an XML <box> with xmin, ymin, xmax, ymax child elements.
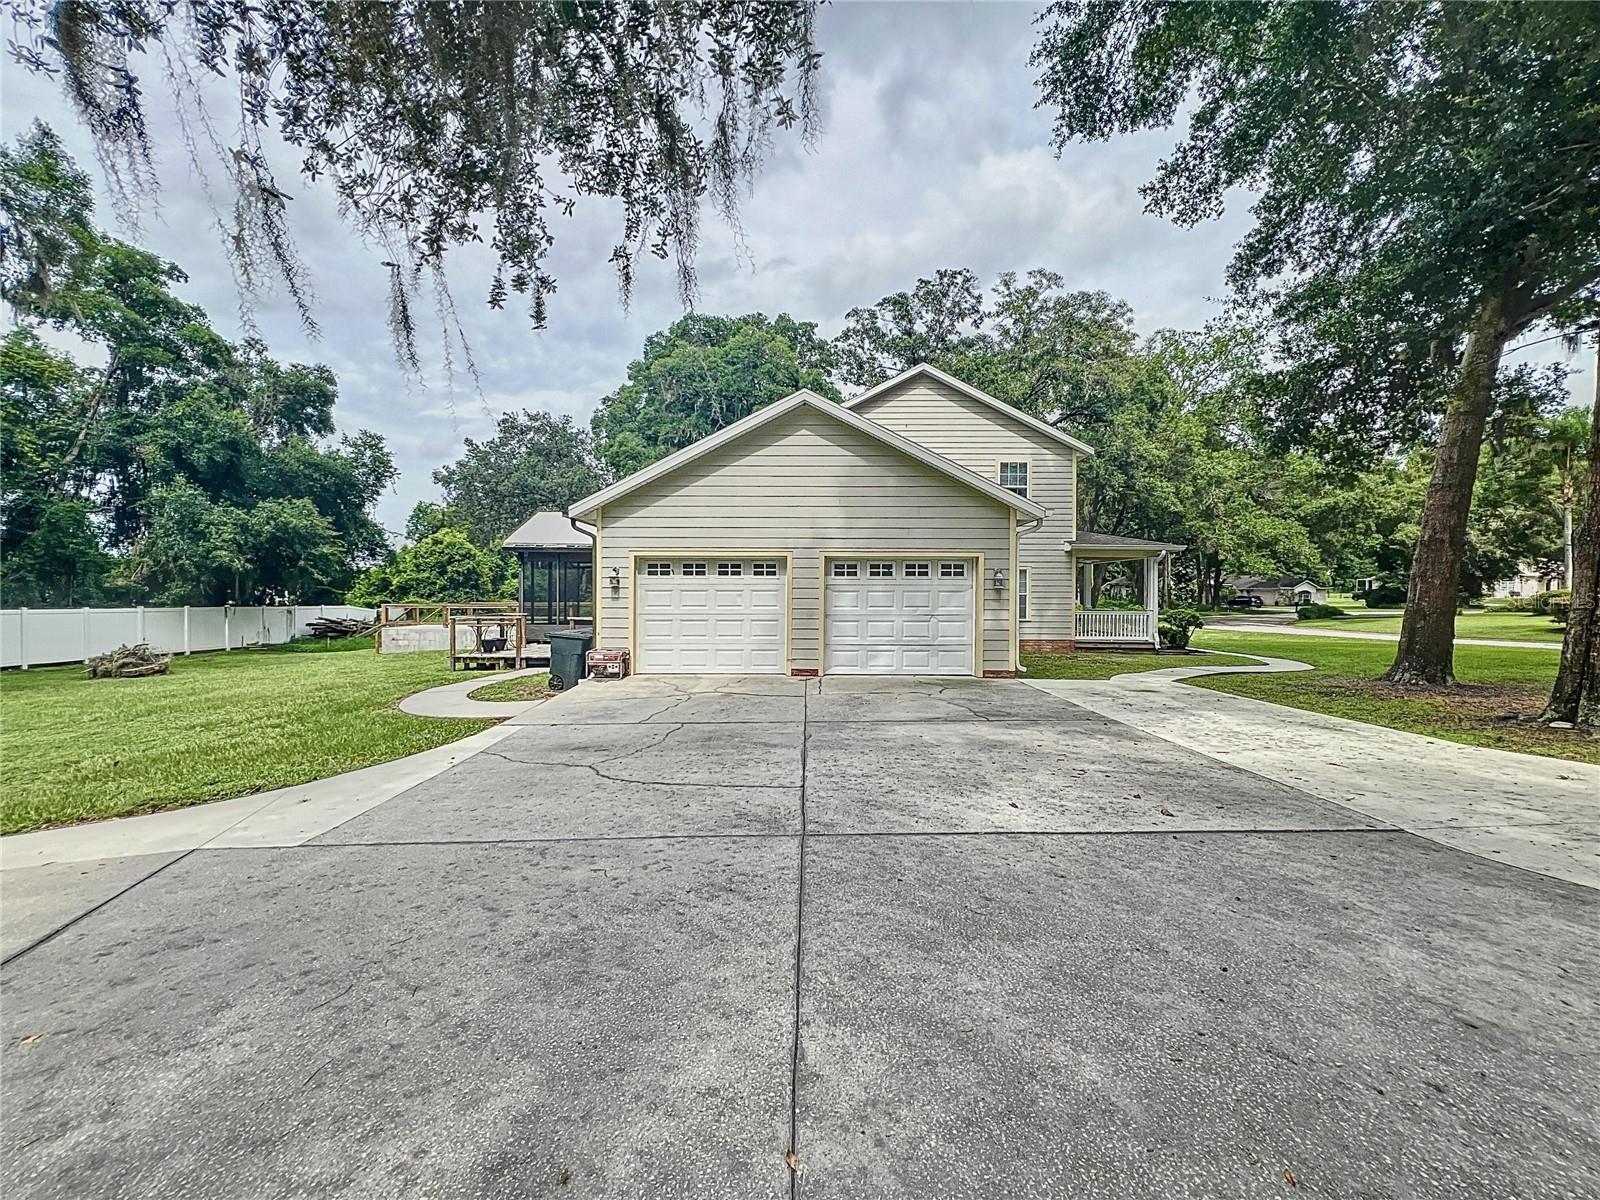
<box><xmin>1025</xmin><ymin>651</ymin><xmax>1600</xmax><ymax>889</ymax></box>
<box><xmin>397</xmin><ymin>667</ymin><xmax>549</xmax><ymax>719</ymax></box>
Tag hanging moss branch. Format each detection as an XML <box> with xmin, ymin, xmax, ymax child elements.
<box><xmin>9</xmin><ymin>0</ymin><xmax>823</xmax><ymax>362</ymax></box>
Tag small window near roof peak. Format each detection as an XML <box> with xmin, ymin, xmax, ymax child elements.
<box><xmin>999</xmin><ymin>461</ymin><xmax>1029</xmax><ymax>498</ymax></box>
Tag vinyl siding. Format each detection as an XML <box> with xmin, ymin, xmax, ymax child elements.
<box><xmin>596</xmin><ymin>404</ymin><xmax>1016</xmax><ymax>674</ymax></box>
<box><xmin>853</xmin><ymin>378</ymin><xmax>1077</xmax><ymax>639</ymax></box>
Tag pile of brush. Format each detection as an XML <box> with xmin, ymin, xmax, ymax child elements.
<box><xmin>304</xmin><ymin>615</ymin><xmax>374</xmax><ymax>639</ymax></box>
<box><xmin>86</xmin><ymin>643</ymin><xmax>171</xmax><ymax>678</ymax></box>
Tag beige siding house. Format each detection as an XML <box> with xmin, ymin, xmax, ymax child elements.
<box><xmin>566</xmin><ymin>364</ymin><xmax>1178</xmax><ymax>677</ymax></box>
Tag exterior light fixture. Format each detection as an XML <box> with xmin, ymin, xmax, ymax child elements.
<box><xmin>608</xmin><ymin>566</ymin><xmax>621</xmax><ymax>592</ymax></box>
<box><xmin>991</xmin><ymin>567</ymin><xmax>1007</xmax><ymax>592</ymax></box>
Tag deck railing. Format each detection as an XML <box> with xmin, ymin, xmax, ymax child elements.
<box><xmin>1074</xmin><ymin>608</ymin><xmax>1158</xmax><ymax>645</ymax></box>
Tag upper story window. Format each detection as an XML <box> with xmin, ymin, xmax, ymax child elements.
<box><xmin>999</xmin><ymin>461</ymin><xmax>1029</xmax><ymax>498</ymax></box>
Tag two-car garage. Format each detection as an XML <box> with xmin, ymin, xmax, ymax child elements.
<box><xmin>632</xmin><ymin>554</ymin><xmax>977</xmax><ymax>676</ymax></box>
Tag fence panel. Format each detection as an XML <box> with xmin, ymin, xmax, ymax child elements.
<box><xmin>0</xmin><ymin>605</ymin><xmax>377</xmax><ymax>668</ymax></box>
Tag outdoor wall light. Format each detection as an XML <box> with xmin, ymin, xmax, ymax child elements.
<box><xmin>991</xmin><ymin>567</ymin><xmax>1007</xmax><ymax>592</ymax></box>
<box><xmin>608</xmin><ymin>566</ymin><xmax>622</xmax><ymax>593</ymax></box>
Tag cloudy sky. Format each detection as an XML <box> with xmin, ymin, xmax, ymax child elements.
<box><xmin>5</xmin><ymin>2</ymin><xmax>1584</xmax><ymax>537</ymax></box>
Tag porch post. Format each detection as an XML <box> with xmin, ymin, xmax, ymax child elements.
<box><xmin>1144</xmin><ymin>555</ymin><xmax>1160</xmax><ymax>647</ymax></box>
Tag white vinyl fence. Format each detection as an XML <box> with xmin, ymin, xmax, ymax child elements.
<box><xmin>0</xmin><ymin>605</ymin><xmax>377</xmax><ymax>670</ymax></box>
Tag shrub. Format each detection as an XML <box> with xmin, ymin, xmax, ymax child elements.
<box><xmin>1363</xmin><ymin>584</ymin><xmax>1407</xmax><ymax>607</ymax></box>
<box><xmin>1295</xmin><ymin>603</ymin><xmax>1346</xmax><ymax>621</ymax></box>
<box><xmin>1092</xmin><ymin>596</ymin><xmax>1144</xmax><ymax>610</ymax></box>
<box><xmin>1158</xmin><ymin>608</ymin><xmax>1204</xmax><ymax>649</ymax></box>
<box><xmin>1529</xmin><ymin>589</ymin><xmax>1571</xmax><ymax>615</ymax></box>
<box><xmin>1548</xmin><ymin>597</ymin><xmax>1571</xmax><ymax>625</ymax></box>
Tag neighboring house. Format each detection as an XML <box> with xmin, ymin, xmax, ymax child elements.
<box><xmin>1225</xmin><ymin>575</ymin><xmax>1329</xmax><ymax>606</ymax></box>
<box><xmin>1492</xmin><ymin>563</ymin><xmax>1563</xmax><ymax>598</ymax></box>
<box><xmin>566</xmin><ymin>363</ymin><xmax>1181</xmax><ymax>678</ymax></box>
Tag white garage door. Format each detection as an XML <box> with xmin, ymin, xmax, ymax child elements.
<box><xmin>824</xmin><ymin>558</ymin><xmax>976</xmax><ymax>675</ymax></box>
<box><xmin>635</xmin><ymin>558</ymin><xmax>787</xmax><ymax>673</ymax></box>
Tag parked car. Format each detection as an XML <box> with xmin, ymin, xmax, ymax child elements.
<box><xmin>1226</xmin><ymin>594</ymin><xmax>1264</xmax><ymax>609</ymax></box>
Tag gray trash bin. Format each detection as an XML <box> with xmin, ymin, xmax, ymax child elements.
<box><xmin>547</xmin><ymin>628</ymin><xmax>594</xmax><ymax>692</ymax></box>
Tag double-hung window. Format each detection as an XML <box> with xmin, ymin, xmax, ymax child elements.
<box><xmin>1017</xmin><ymin>567</ymin><xmax>1030</xmax><ymax>620</ymax></box>
<box><xmin>999</xmin><ymin>461</ymin><xmax>1029</xmax><ymax>498</ymax></box>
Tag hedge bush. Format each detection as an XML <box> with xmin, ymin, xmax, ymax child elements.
<box><xmin>1159</xmin><ymin>608</ymin><xmax>1204</xmax><ymax>649</ymax></box>
<box><xmin>1295</xmin><ymin>603</ymin><xmax>1346</xmax><ymax>621</ymax></box>
<box><xmin>1362</xmin><ymin>584</ymin><xmax>1408</xmax><ymax>607</ymax></box>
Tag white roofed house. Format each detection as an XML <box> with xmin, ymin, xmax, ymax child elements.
<box><xmin>554</xmin><ymin>364</ymin><xmax>1182</xmax><ymax>679</ymax></box>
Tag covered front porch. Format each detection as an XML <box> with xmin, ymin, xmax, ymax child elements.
<box><xmin>1069</xmin><ymin>533</ymin><xmax>1185</xmax><ymax>648</ymax></box>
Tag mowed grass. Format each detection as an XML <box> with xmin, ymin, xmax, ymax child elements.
<box><xmin>1</xmin><ymin>639</ymin><xmax>489</xmax><ymax>834</ymax></box>
<box><xmin>1189</xmin><ymin>631</ymin><xmax>1596</xmax><ymax>764</ymax></box>
<box><xmin>468</xmin><ymin>672</ymin><xmax>553</xmax><ymax>702</ymax></box>
<box><xmin>1022</xmin><ymin>649</ymin><xmax>1260</xmax><ymax>679</ymax></box>
<box><xmin>1296</xmin><ymin>609</ymin><xmax>1566</xmax><ymax>643</ymax></box>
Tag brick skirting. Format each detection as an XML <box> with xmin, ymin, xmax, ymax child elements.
<box><xmin>789</xmin><ymin>668</ymin><xmax>819</xmax><ymax>677</ymax></box>
<box><xmin>982</xmin><ymin>669</ymin><xmax>1018</xmax><ymax>679</ymax></box>
<box><xmin>1020</xmin><ymin>639</ymin><xmax>1078</xmax><ymax>653</ymax></box>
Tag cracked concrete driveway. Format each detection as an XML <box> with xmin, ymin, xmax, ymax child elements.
<box><xmin>2</xmin><ymin>675</ymin><xmax>1595</xmax><ymax>1199</ymax></box>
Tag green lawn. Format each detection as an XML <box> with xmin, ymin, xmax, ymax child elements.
<box><xmin>468</xmin><ymin>672</ymin><xmax>553</xmax><ymax>702</ymax></box>
<box><xmin>1022</xmin><ymin>649</ymin><xmax>1260</xmax><ymax>680</ymax></box>
<box><xmin>1296</xmin><ymin>609</ymin><xmax>1565</xmax><ymax>643</ymax></box>
<box><xmin>1189</xmin><ymin>631</ymin><xmax>1596</xmax><ymax>764</ymax></box>
<box><xmin>1</xmin><ymin>639</ymin><xmax>489</xmax><ymax>835</ymax></box>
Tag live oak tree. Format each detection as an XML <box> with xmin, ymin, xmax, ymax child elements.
<box><xmin>591</xmin><ymin>312</ymin><xmax>839</xmax><ymax>478</ymax></box>
<box><xmin>9</xmin><ymin>1</ymin><xmax>822</xmax><ymax>351</ymax></box>
<box><xmin>430</xmin><ymin>411</ymin><xmax>605</xmax><ymax>547</ymax></box>
<box><xmin>1034</xmin><ymin>0</ymin><xmax>1600</xmax><ymax>684</ymax></box>
<box><xmin>0</xmin><ymin>128</ymin><xmax>395</xmax><ymax>605</ymax></box>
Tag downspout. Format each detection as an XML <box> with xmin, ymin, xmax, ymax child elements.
<box><xmin>1014</xmin><ymin>516</ymin><xmax>1046</xmax><ymax>672</ymax></box>
<box><xmin>569</xmin><ymin>516</ymin><xmax>597</xmax><ymax>631</ymax></box>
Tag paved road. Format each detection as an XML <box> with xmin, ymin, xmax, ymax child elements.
<box><xmin>1204</xmin><ymin>616</ymin><xmax>1563</xmax><ymax>649</ymax></box>
<box><xmin>2</xmin><ymin>676</ymin><xmax>1595</xmax><ymax>1198</ymax></box>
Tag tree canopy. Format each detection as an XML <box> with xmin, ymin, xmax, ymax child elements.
<box><xmin>0</xmin><ymin>126</ymin><xmax>394</xmax><ymax>606</ymax></box>
<box><xmin>9</xmin><ymin>1</ymin><xmax>823</xmax><ymax>348</ymax></box>
<box><xmin>591</xmin><ymin>311</ymin><xmax>839</xmax><ymax>478</ymax></box>
<box><xmin>1033</xmin><ymin>0</ymin><xmax>1600</xmax><ymax>683</ymax></box>
<box><xmin>427</xmin><ymin>411</ymin><xmax>605</xmax><ymax>548</ymax></box>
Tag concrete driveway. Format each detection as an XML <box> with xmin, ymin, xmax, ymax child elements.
<box><xmin>2</xmin><ymin>675</ymin><xmax>1595</xmax><ymax>1198</ymax></box>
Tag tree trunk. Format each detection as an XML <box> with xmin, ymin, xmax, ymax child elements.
<box><xmin>1561</xmin><ymin>480</ymin><xmax>1574</xmax><ymax>589</ymax></box>
<box><xmin>1543</xmin><ymin>350</ymin><xmax>1600</xmax><ymax>727</ymax></box>
<box><xmin>1384</xmin><ymin>289</ymin><xmax>1510</xmax><ymax>686</ymax></box>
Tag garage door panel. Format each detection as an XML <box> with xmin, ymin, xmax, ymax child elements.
<box><xmin>635</xmin><ymin>559</ymin><xmax>787</xmax><ymax>674</ymax></box>
<box><xmin>825</xmin><ymin>558</ymin><xmax>975</xmax><ymax>676</ymax></box>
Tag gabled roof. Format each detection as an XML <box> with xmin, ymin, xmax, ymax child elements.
<box><xmin>567</xmin><ymin>390</ymin><xmax>1049</xmax><ymax>520</ymax></box>
<box><xmin>502</xmin><ymin>511</ymin><xmax>592</xmax><ymax>550</ymax></box>
<box><xmin>843</xmin><ymin>363</ymin><xmax>1097</xmax><ymax>457</ymax></box>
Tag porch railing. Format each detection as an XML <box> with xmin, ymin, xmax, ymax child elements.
<box><xmin>1074</xmin><ymin>608</ymin><xmax>1158</xmax><ymax>645</ymax></box>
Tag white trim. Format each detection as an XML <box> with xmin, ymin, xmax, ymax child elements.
<box><xmin>1017</xmin><ymin>565</ymin><xmax>1030</xmax><ymax>622</ymax></box>
<box><xmin>569</xmin><ymin>390</ymin><xmax>1048</xmax><ymax>520</ymax></box>
<box><xmin>844</xmin><ymin>363</ymin><xmax>1097</xmax><ymax>457</ymax></box>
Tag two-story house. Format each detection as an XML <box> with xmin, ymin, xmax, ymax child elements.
<box><xmin>566</xmin><ymin>363</ymin><xmax>1180</xmax><ymax>677</ymax></box>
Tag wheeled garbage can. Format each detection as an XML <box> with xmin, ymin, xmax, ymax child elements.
<box><xmin>547</xmin><ymin>628</ymin><xmax>594</xmax><ymax>692</ymax></box>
